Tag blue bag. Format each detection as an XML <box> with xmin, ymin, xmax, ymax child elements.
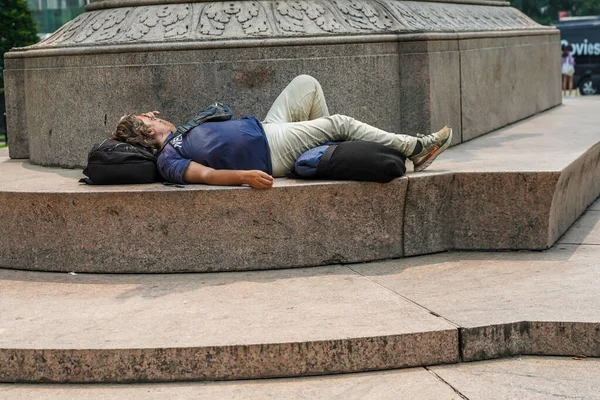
<box><xmin>292</xmin><ymin>145</ymin><xmax>331</xmax><ymax>178</ymax></box>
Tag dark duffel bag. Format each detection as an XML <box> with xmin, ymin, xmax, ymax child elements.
<box><xmin>288</xmin><ymin>140</ymin><xmax>406</xmax><ymax>183</ymax></box>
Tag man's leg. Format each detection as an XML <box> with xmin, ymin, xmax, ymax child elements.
<box><xmin>568</xmin><ymin>75</ymin><xmax>574</xmax><ymax>96</ymax></box>
<box><xmin>265</xmin><ymin>114</ymin><xmax>423</xmax><ymax>177</ymax></box>
<box><xmin>263</xmin><ymin>75</ymin><xmax>330</xmax><ymax>123</ymax></box>
<box><xmin>263</xmin><ymin>75</ymin><xmax>452</xmax><ymax>177</ymax></box>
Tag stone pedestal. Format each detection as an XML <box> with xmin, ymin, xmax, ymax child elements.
<box><xmin>4</xmin><ymin>0</ymin><xmax>560</xmax><ymax>167</ymax></box>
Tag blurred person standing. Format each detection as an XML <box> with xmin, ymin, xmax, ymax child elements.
<box><xmin>561</xmin><ymin>44</ymin><xmax>576</xmax><ymax>97</ymax></box>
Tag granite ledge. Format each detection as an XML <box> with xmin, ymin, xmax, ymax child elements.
<box><xmin>461</xmin><ymin>321</ymin><xmax>600</xmax><ymax>362</ymax></box>
<box><xmin>0</xmin><ymin>331</ymin><xmax>459</xmax><ymax>383</ymax></box>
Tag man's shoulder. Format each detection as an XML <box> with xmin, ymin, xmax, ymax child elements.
<box><xmin>158</xmin><ymin>137</ymin><xmax>183</xmax><ymax>161</ymax></box>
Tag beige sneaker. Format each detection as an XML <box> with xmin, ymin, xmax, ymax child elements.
<box><xmin>409</xmin><ymin>126</ymin><xmax>453</xmax><ymax>172</ymax></box>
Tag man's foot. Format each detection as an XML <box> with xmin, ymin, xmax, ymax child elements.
<box><xmin>409</xmin><ymin>126</ymin><xmax>453</xmax><ymax>172</ymax></box>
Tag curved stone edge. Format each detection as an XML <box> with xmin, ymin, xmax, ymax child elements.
<box><xmin>404</xmin><ymin>171</ymin><xmax>559</xmax><ymax>255</ymax></box>
<box><xmin>5</xmin><ymin>29</ymin><xmax>557</xmax><ymax>59</ymax></box>
<box><xmin>1</xmin><ymin>119</ymin><xmax>598</xmax><ymax>273</ymax></box>
<box><xmin>547</xmin><ymin>141</ymin><xmax>600</xmax><ymax>247</ymax></box>
<box><xmin>86</xmin><ymin>0</ymin><xmax>512</xmax><ymax>12</ymax></box>
<box><xmin>404</xmin><ymin>138</ymin><xmax>600</xmax><ymax>255</ymax></box>
<box><xmin>7</xmin><ymin>0</ymin><xmax>544</xmax><ymax>55</ymax></box>
<box><xmin>461</xmin><ymin>321</ymin><xmax>600</xmax><ymax>362</ymax></box>
<box><xmin>422</xmin><ymin>138</ymin><xmax>600</xmax><ymax>253</ymax></box>
<box><xmin>0</xmin><ymin>331</ymin><xmax>459</xmax><ymax>383</ymax></box>
<box><xmin>0</xmin><ymin>180</ymin><xmax>407</xmax><ymax>273</ymax></box>
<box><xmin>0</xmin><ymin>167</ymin><xmax>588</xmax><ymax>274</ymax></box>
<box><xmin>1</xmin><ymin>113</ymin><xmax>598</xmax><ymax>273</ymax></box>
<box><xmin>1</xmin><ymin>321</ymin><xmax>598</xmax><ymax>382</ymax></box>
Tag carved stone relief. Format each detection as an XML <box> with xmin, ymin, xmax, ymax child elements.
<box><xmin>27</xmin><ymin>0</ymin><xmax>546</xmax><ymax>49</ymax></box>
<box><xmin>198</xmin><ymin>2</ymin><xmax>271</xmax><ymax>37</ymax></box>
<box><xmin>124</xmin><ymin>5</ymin><xmax>192</xmax><ymax>41</ymax></box>
<box><xmin>334</xmin><ymin>0</ymin><xmax>393</xmax><ymax>31</ymax></box>
<box><xmin>74</xmin><ymin>9</ymin><xmax>131</xmax><ymax>43</ymax></box>
<box><xmin>274</xmin><ymin>1</ymin><xmax>342</xmax><ymax>34</ymax></box>
<box><xmin>38</xmin><ymin>12</ymin><xmax>95</xmax><ymax>47</ymax></box>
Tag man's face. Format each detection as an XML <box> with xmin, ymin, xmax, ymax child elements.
<box><xmin>137</xmin><ymin>113</ymin><xmax>176</xmax><ymax>136</ymax></box>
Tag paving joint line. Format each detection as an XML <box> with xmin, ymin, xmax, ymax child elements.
<box><xmin>558</xmin><ymin>242</ymin><xmax>600</xmax><ymax>246</ymax></box>
<box><xmin>425</xmin><ymin>367</ymin><xmax>470</xmax><ymax>400</ymax></box>
<box><xmin>459</xmin><ymin>40</ymin><xmax>464</xmax><ymax>143</ymax></box>
<box><xmin>345</xmin><ymin>264</ymin><xmax>461</xmax><ymax>328</ymax></box>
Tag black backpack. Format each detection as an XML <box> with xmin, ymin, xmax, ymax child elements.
<box><xmin>80</xmin><ymin>139</ymin><xmax>159</xmax><ymax>185</ymax></box>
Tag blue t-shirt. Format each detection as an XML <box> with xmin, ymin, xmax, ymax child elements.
<box><xmin>157</xmin><ymin>117</ymin><xmax>272</xmax><ymax>184</ymax></box>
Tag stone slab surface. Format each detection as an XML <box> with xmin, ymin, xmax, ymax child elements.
<box><xmin>3</xmin><ymin>59</ymin><xmax>28</xmax><ymax>159</ymax></box>
<box><xmin>433</xmin><ymin>97</ymin><xmax>600</xmax><ymax>172</ymax></box>
<box><xmin>558</xmin><ymin>210</ymin><xmax>600</xmax><ymax>245</ymax></box>
<box><xmin>397</xmin><ymin>40</ymin><xmax>463</xmax><ymax>146</ymax></box>
<box><xmin>432</xmin><ymin>356</ymin><xmax>600</xmax><ymax>400</ymax></box>
<box><xmin>0</xmin><ymin>266</ymin><xmax>457</xmax><ymax>382</ymax></box>
<box><xmin>427</xmin><ymin>40</ymin><xmax>463</xmax><ymax>145</ymax></box>
<box><xmin>352</xmin><ymin>244</ymin><xmax>600</xmax><ymax>328</ymax></box>
<box><xmin>403</xmin><ymin>173</ymin><xmax>454</xmax><ymax>256</ymax></box>
<box><xmin>548</xmin><ymin>138</ymin><xmax>600</xmax><ymax>246</ymax></box>
<box><xmin>460</xmin><ymin>34</ymin><xmax>561</xmax><ymax>142</ymax></box>
<box><xmin>591</xmin><ymin>198</ymin><xmax>600</xmax><ymax>210</ymax></box>
<box><xmin>353</xmin><ymin>236</ymin><xmax>600</xmax><ymax>360</ymax></box>
<box><xmin>404</xmin><ymin>97</ymin><xmax>600</xmax><ymax>255</ymax></box>
<box><xmin>0</xmin><ymin>368</ymin><xmax>459</xmax><ymax>400</ymax></box>
<box><xmin>450</xmin><ymin>172</ymin><xmax>557</xmax><ymax>250</ymax></box>
<box><xmin>356</xmin><ymin>193</ymin><xmax>600</xmax><ymax>359</ymax></box>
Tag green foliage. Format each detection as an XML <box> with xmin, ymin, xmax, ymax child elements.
<box><xmin>0</xmin><ymin>0</ymin><xmax>39</xmax><ymax>92</ymax></box>
<box><xmin>513</xmin><ymin>0</ymin><xmax>600</xmax><ymax>25</ymax></box>
<box><xmin>575</xmin><ymin>0</ymin><xmax>600</xmax><ymax>16</ymax></box>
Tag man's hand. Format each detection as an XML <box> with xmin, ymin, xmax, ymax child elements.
<box><xmin>243</xmin><ymin>170</ymin><xmax>274</xmax><ymax>189</ymax></box>
<box><xmin>141</xmin><ymin>111</ymin><xmax>160</xmax><ymax>120</ymax></box>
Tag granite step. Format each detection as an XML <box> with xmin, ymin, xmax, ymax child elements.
<box><xmin>3</xmin><ymin>357</ymin><xmax>598</xmax><ymax>400</ymax></box>
<box><xmin>1</xmin><ymin>198</ymin><xmax>599</xmax><ymax>383</ymax></box>
<box><xmin>0</xmin><ymin>265</ymin><xmax>459</xmax><ymax>383</ymax></box>
<box><xmin>0</xmin><ymin>98</ymin><xmax>599</xmax><ymax>273</ymax></box>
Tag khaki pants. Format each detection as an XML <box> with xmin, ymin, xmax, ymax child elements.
<box><xmin>262</xmin><ymin>75</ymin><xmax>418</xmax><ymax>177</ymax></box>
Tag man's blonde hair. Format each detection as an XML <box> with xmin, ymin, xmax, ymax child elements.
<box><xmin>111</xmin><ymin>114</ymin><xmax>161</xmax><ymax>152</ymax></box>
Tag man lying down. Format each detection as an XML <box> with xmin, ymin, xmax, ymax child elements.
<box><xmin>112</xmin><ymin>75</ymin><xmax>452</xmax><ymax>188</ymax></box>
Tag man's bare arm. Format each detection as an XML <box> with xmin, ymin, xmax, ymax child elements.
<box><xmin>183</xmin><ymin>161</ymin><xmax>274</xmax><ymax>189</ymax></box>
